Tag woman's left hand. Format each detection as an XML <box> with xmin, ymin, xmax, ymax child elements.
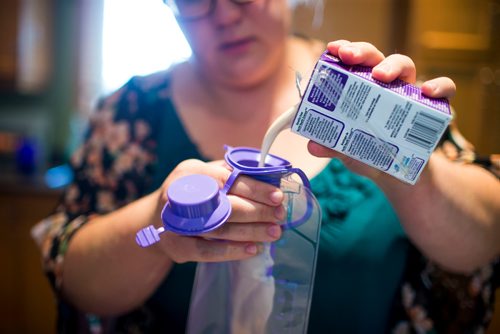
<box><xmin>307</xmin><ymin>40</ymin><xmax>457</xmax><ymax>179</ymax></box>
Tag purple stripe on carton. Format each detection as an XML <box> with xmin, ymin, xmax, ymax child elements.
<box><xmin>320</xmin><ymin>52</ymin><xmax>451</xmax><ymax>115</ymax></box>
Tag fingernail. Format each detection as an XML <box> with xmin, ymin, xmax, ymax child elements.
<box><xmin>375</xmin><ymin>63</ymin><xmax>391</xmax><ymax>74</ymax></box>
<box><xmin>425</xmin><ymin>82</ymin><xmax>437</xmax><ymax>93</ymax></box>
<box><xmin>245</xmin><ymin>244</ymin><xmax>257</xmax><ymax>255</ymax></box>
<box><xmin>343</xmin><ymin>46</ymin><xmax>360</xmax><ymax>57</ymax></box>
<box><xmin>274</xmin><ymin>205</ymin><xmax>285</xmax><ymax>220</ymax></box>
<box><xmin>270</xmin><ymin>190</ymin><xmax>283</xmax><ymax>204</ymax></box>
<box><xmin>267</xmin><ymin>225</ymin><xmax>281</xmax><ymax>238</ymax></box>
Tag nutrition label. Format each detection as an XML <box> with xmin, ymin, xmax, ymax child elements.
<box><xmin>307</xmin><ymin>65</ymin><xmax>348</xmax><ymax>111</ymax></box>
<box><xmin>294</xmin><ymin>108</ymin><xmax>344</xmax><ymax>148</ymax></box>
<box><xmin>343</xmin><ymin>129</ymin><xmax>398</xmax><ymax>171</ymax></box>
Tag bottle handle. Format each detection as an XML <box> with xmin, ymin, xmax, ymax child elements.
<box><xmin>282</xmin><ymin>168</ymin><xmax>315</xmax><ymax>229</ymax></box>
<box><xmin>222</xmin><ymin>168</ymin><xmax>242</xmax><ymax>195</ymax></box>
<box><xmin>289</xmin><ymin>168</ymin><xmax>311</xmax><ymax>189</ymax></box>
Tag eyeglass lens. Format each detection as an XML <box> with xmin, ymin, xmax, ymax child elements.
<box><xmin>167</xmin><ymin>0</ymin><xmax>255</xmax><ymax>20</ymax></box>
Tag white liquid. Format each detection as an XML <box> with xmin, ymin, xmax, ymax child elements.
<box><xmin>258</xmin><ymin>104</ymin><xmax>299</xmax><ymax>167</ymax></box>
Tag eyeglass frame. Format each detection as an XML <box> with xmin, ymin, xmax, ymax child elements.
<box><xmin>163</xmin><ymin>0</ymin><xmax>256</xmax><ymax>21</ymax></box>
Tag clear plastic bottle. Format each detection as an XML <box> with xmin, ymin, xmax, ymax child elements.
<box><xmin>186</xmin><ymin>146</ymin><xmax>322</xmax><ymax>334</ymax></box>
<box><xmin>135</xmin><ymin>146</ymin><xmax>322</xmax><ymax>333</ymax></box>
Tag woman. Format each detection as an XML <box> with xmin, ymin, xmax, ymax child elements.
<box><xmin>33</xmin><ymin>0</ymin><xmax>500</xmax><ymax>332</ymax></box>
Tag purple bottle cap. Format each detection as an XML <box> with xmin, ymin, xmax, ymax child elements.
<box><xmin>161</xmin><ymin>174</ymin><xmax>231</xmax><ymax>235</ymax></box>
<box><xmin>224</xmin><ymin>146</ymin><xmax>291</xmax><ymax>172</ymax></box>
<box><xmin>223</xmin><ymin>146</ymin><xmax>294</xmax><ymax>189</ymax></box>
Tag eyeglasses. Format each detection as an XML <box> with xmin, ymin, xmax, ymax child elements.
<box><xmin>164</xmin><ymin>0</ymin><xmax>256</xmax><ymax>21</ymax></box>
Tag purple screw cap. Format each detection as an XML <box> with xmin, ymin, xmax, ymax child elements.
<box><xmin>168</xmin><ymin>174</ymin><xmax>220</xmax><ymax>217</ymax></box>
<box><xmin>161</xmin><ymin>174</ymin><xmax>231</xmax><ymax>235</ymax></box>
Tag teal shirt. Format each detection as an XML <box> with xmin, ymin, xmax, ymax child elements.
<box><xmin>309</xmin><ymin>160</ymin><xmax>408</xmax><ymax>332</ymax></box>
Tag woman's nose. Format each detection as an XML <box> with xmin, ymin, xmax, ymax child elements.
<box><xmin>212</xmin><ymin>0</ymin><xmax>244</xmax><ymax>26</ymax></box>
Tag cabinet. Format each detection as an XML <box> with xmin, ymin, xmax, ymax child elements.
<box><xmin>0</xmin><ymin>0</ymin><xmax>20</xmax><ymax>90</ymax></box>
<box><xmin>0</xmin><ymin>184</ymin><xmax>60</xmax><ymax>333</ymax></box>
<box><xmin>0</xmin><ymin>0</ymin><xmax>52</xmax><ymax>93</ymax></box>
<box><xmin>407</xmin><ymin>0</ymin><xmax>500</xmax><ymax>155</ymax></box>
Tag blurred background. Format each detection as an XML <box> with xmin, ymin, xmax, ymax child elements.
<box><xmin>0</xmin><ymin>0</ymin><xmax>498</xmax><ymax>333</ymax></box>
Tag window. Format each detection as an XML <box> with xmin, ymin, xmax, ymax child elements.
<box><xmin>101</xmin><ymin>0</ymin><xmax>191</xmax><ymax>93</ymax></box>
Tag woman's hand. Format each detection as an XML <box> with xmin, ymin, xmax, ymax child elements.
<box><xmin>307</xmin><ymin>40</ymin><xmax>457</xmax><ymax>180</ymax></box>
<box><xmin>155</xmin><ymin>159</ymin><xmax>285</xmax><ymax>263</ymax></box>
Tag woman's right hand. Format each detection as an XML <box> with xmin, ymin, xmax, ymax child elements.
<box><xmin>154</xmin><ymin>159</ymin><xmax>285</xmax><ymax>263</ymax></box>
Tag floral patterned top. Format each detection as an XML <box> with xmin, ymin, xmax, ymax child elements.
<box><xmin>32</xmin><ymin>70</ymin><xmax>499</xmax><ymax>334</ymax></box>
